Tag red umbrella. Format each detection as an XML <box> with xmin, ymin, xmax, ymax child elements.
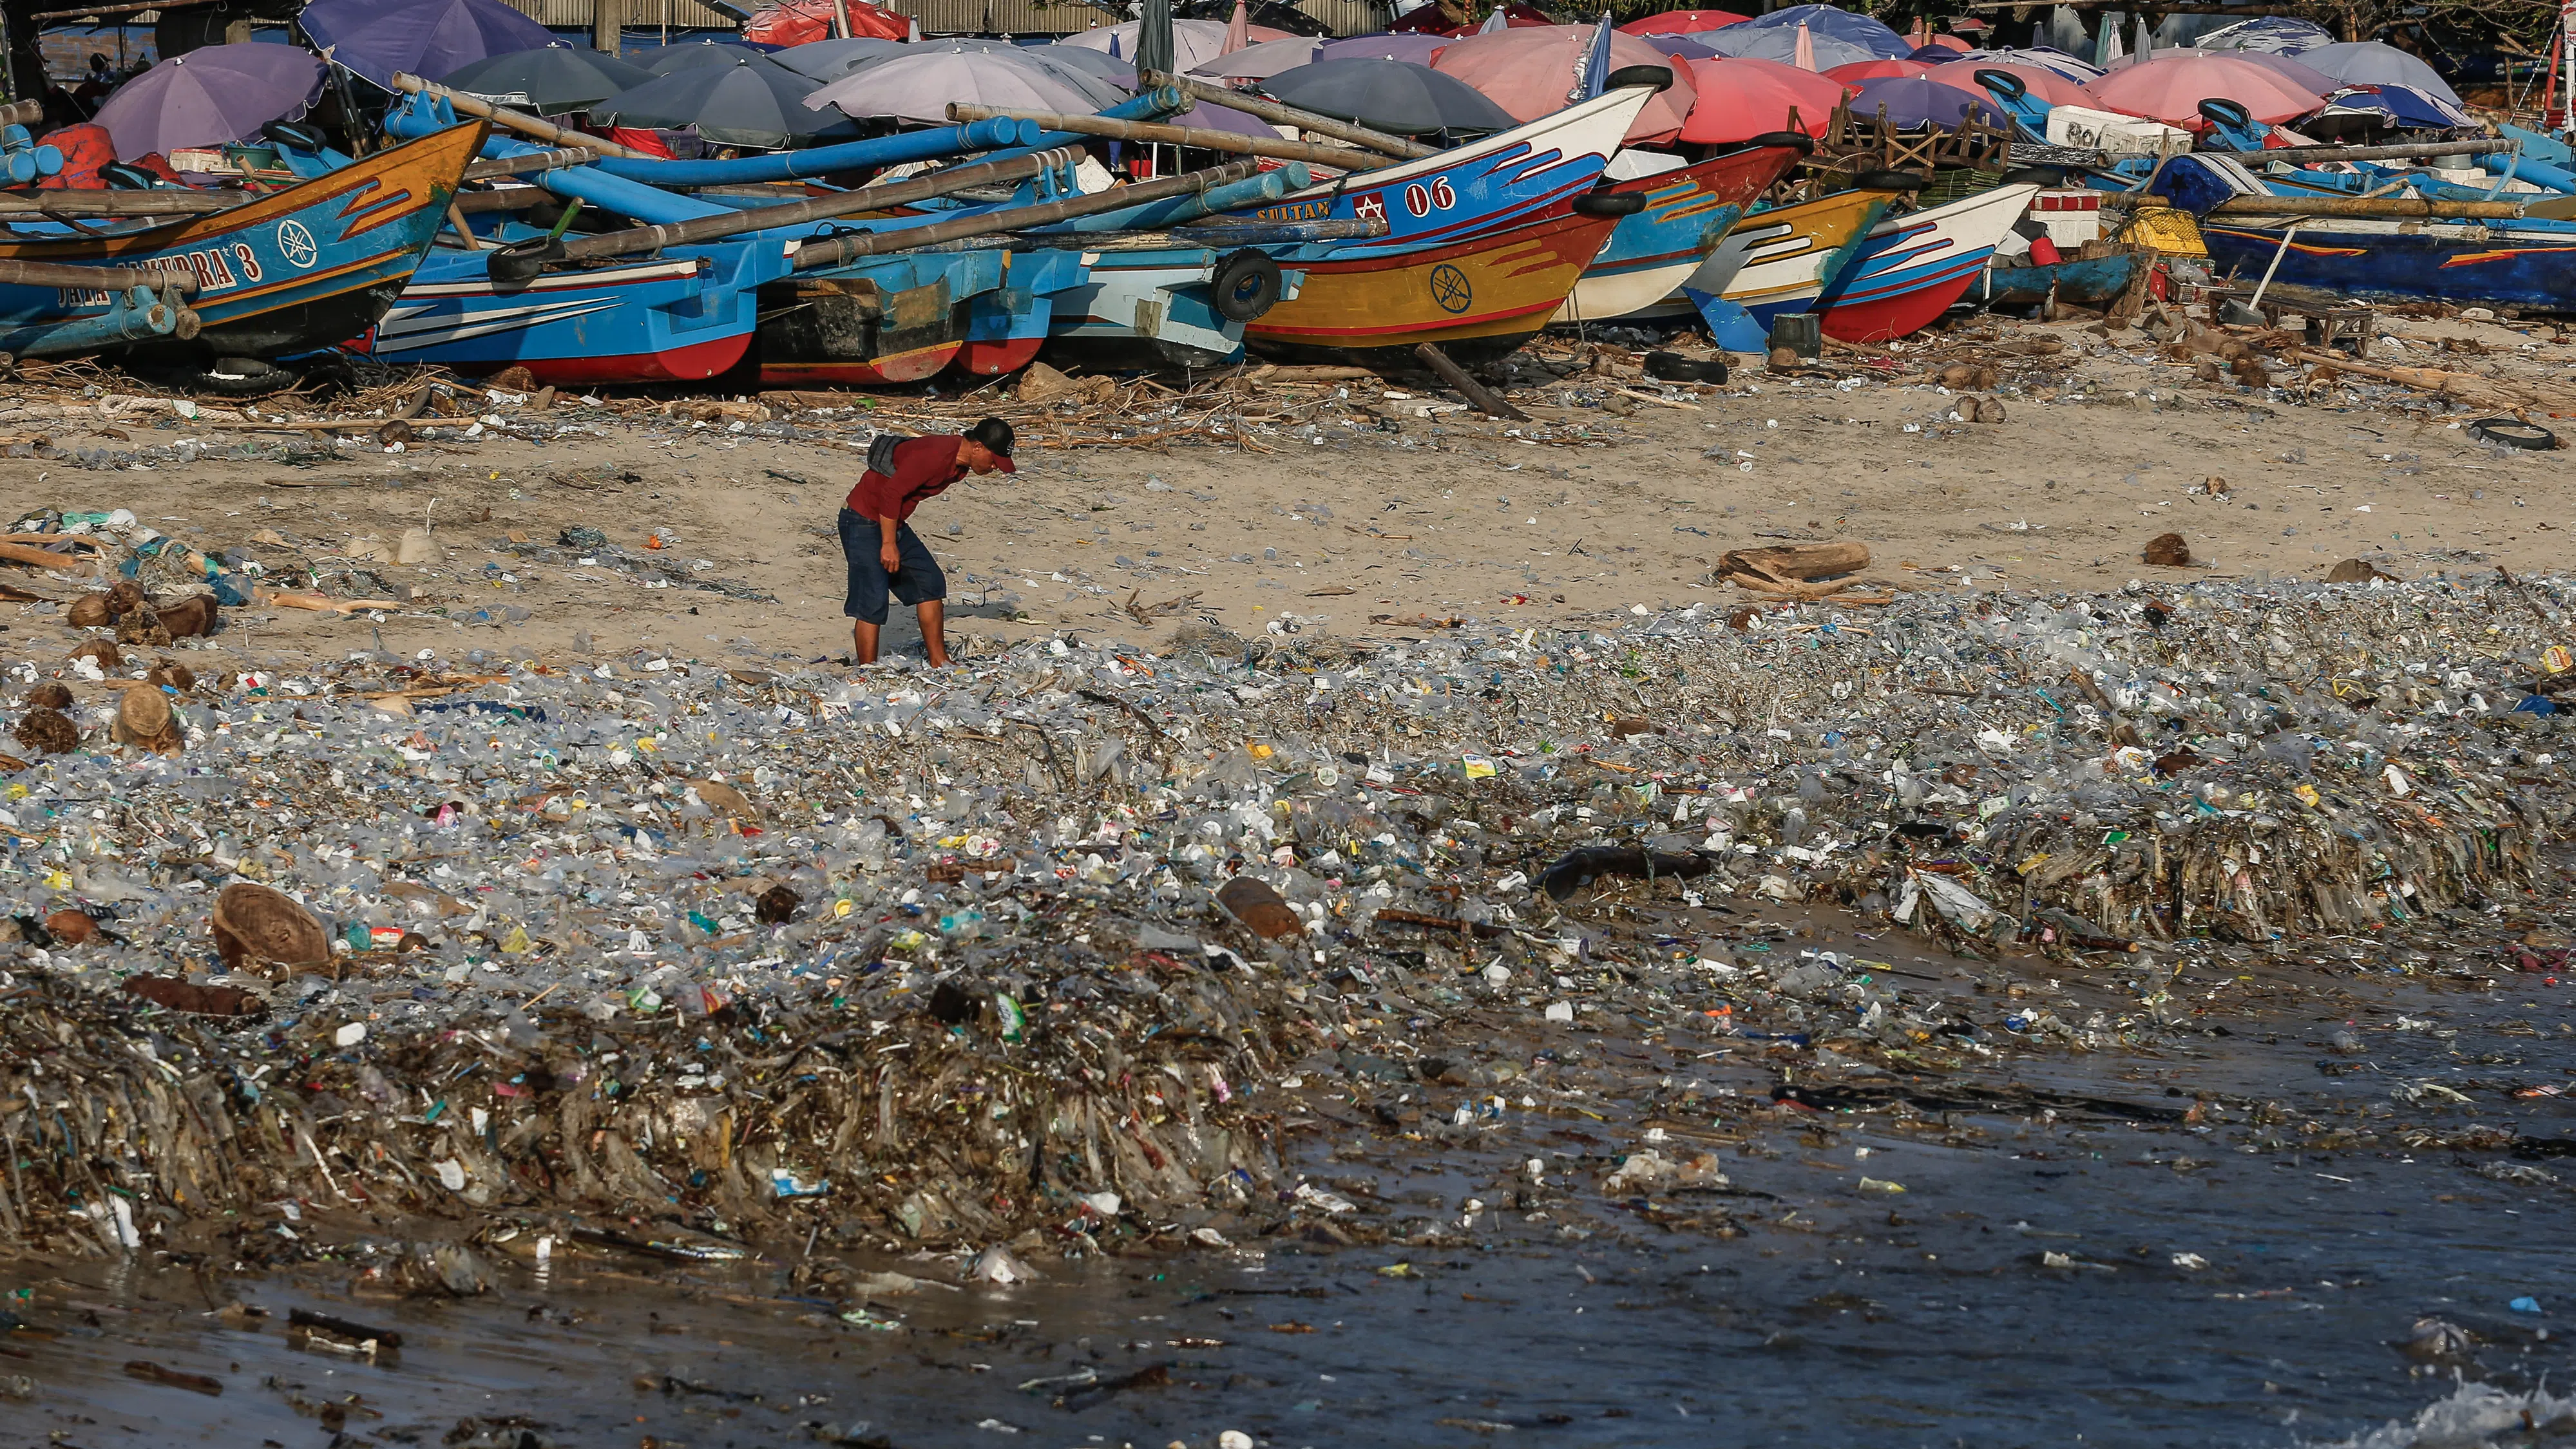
<box><xmin>1675</xmin><ymin>55</ymin><xmax>1849</xmax><ymax>143</ymax></box>
<box><xmin>1618</xmin><ymin>8</ymin><xmax>1750</xmax><ymax>34</ymax></box>
<box><xmin>1430</xmin><ymin>23</ymin><xmax>1699</xmax><ymax>142</ymax></box>
<box><xmin>2083</xmin><ymin>52</ymin><xmax>2323</xmax><ymax>129</ymax></box>
<box><xmin>1821</xmin><ymin>57</ymin><xmax>1931</xmax><ymax>83</ymax></box>
<box><xmin>1921</xmin><ymin>57</ymin><xmax>2090</xmax><ymax>106</ymax></box>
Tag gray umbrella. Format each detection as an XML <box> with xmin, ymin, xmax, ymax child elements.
<box><xmin>439</xmin><ymin>43</ymin><xmax>654</xmax><ymax>115</ymax></box>
<box><xmin>595</xmin><ymin>54</ymin><xmax>863</xmax><ymax>149</ymax></box>
<box><xmin>1136</xmin><ymin>0</ymin><xmax>1175</xmax><ymax>78</ymax></box>
<box><xmin>772</xmin><ymin>37</ymin><xmax>913</xmax><ymax>82</ymax></box>
<box><xmin>1262</xmin><ymin>58</ymin><xmax>1516</xmax><ymax>136</ymax></box>
<box><xmin>642</xmin><ymin>39</ymin><xmax>767</xmax><ymax>75</ymax></box>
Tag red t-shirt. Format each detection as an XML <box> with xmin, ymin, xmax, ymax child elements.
<box><xmin>845</xmin><ymin>434</ymin><xmax>1008</xmax><ymax>522</ymax></box>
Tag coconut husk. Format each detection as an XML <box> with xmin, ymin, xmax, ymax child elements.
<box><xmin>67</xmin><ymin>639</ymin><xmax>120</xmax><ymax>670</ymax></box>
<box><xmin>66</xmin><ymin>592</ymin><xmax>111</xmax><ymax>627</ymax></box>
<box><xmin>113</xmin><ymin>685</ymin><xmax>182</xmax><ymax>753</ymax></box>
<box><xmin>105</xmin><ymin>577</ymin><xmax>143</xmax><ymax>615</ymax></box>
<box><xmin>153</xmin><ymin>594</ymin><xmax>216</xmax><ymax>638</ymax></box>
<box><xmin>211</xmin><ymin>882</ymin><xmax>330</xmax><ymax>976</ymax></box>
<box><xmin>115</xmin><ymin>607</ymin><xmax>172</xmax><ymax>647</ymax></box>
<box><xmin>146</xmin><ymin>661</ymin><xmax>196</xmax><ymax>692</ymax></box>
<box><xmin>24</xmin><ymin>680</ymin><xmax>70</xmax><ymax>710</ymax></box>
<box><xmin>2142</xmin><ymin>533</ymin><xmax>2192</xmax><ymax>567</ymax></box>
<box><xmin>13</xmin><ymin>706</ymin><xmax>75</xmax><ymax>755</ymax></box>
<box><xmin>2326</xmin><ymin>558</ymin><xmax>2397</xmax><ymax>584</ymax></box>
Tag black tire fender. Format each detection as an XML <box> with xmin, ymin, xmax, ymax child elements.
<box><xmin>1574</xmin><ymin>189</ymin><xmax>1648</xmax><ymax>216</ymax></box>
<box><xmin>1209</xmin><ymin>248</ymin><xmax>1282</xmax><ymax>323</ymax></box>
<box><xmin>2467</xmin><ymin>417</ymin><xmax>2560</xmax><ymax>450</ymax></box>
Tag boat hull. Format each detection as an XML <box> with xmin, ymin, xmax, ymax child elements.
<box><xmin>1970</xmin><ymin>247</ymin><xmax>2145</xmax><ymax>308</ymax></box>
<box><xmin>1709</xmin><ymin>189</ymin><xmax>1894</xmax><ymax>321</ymax></box>
<box><xmin>1553</xmin><ymin>145</ymin><xmax>1802</xmax><ymax>323</ymax></box>
<box><xmin>1045</xmin><ymin>247</ymin><xmax>1293</xmax><ymax>369</ymax></box>
<box><xmin>2199</xmin><ymin>218</ymin><xmax>2576</xmax><ymax>312</ymax></box>
<box><xmin>0</xmin><ymin>122</ymin><xmax>482</xmax><ymax>363</ymax></box>
<box><xmin>1246</xmin><ymin>209</ymin><xmax>1621</xmax><ymax>367</ymax></box>
<box><xmin>359</xmin><ymin>242</ymin><xmax>788</xmax><ymax>384</ymax></box>
<box><xmin>1811</xmin><ymin>184</ymin><xmax>2041</xmax><ymax>342</ymax></box>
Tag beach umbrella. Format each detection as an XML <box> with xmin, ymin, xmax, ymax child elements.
<box><xmin>1187</xmin><ymin>33</ymin><xmax>1321</xmax><ymax>77</ymax></box>
<box><xmin>1476</xmin><ymin>7</ymin><xmax>1509</xmax><ymax>32</ymax></box>
<box><xmin>1847</xmin><ymin>75</ymin><xmax>1998</xmax><ymax>128</ymax></box>
<box><xmin>91</xmin><ymin>42</ymin><xmax>323</xmax><ymax>160</ymax></box>
<box><xmin>2082</xmin><ymin>52</ymin><xmax>2323</xmax><ymax>128</ymax></box>
<box><xmin>1916</xmin><ymin>35</ymin><xmax>1970</xmax><ymax>53</ymax></box>
<box><xmin>1055</xmin><ymin>19</ymin><xmax>1290</xmax><ymax>73</ymax></box>
<box><xmin>298</xmin><ymin>0</ymin><xmax>555</xmax><ymax>89</ymax></box>
<box><xmin>1136</xmin><ymin>0</ymin><xmax>1174</xmax><ymax>77</ymax></box>
<box><xmin>2194</xmin><ymin>15</ymin><xmax>2334</xmax><ymax>53</ymax></box>
<box><xmin>1261</xmin><ymin>57</ymin><xmax>1517</xmax><ymax>135</ymax></box>
<box><xmin>644</xmin><ymin>39</ymin><xmax>768</xmax><ymax>75</ymax></box>
<box><xmin>1793</xmin><ymin>23</ymin><xmax>1815</xmax><ymax>70</ymax></box>
<box><xmin>441</xmin><ymin>43</ymin><xmax>653</xmax><ymax>114</ymax></box>
<box><xmin>1706</xmin><ymin>23</ymin><xmax>1886</xmax><ymax>71</ymax></box>
<box><xmin>1922</xmin><ymin>57</ymin><xmax>2090</xmax><ymax>107</ymax></box>
<box><xmin>2343</xmin><ymin>81</ymin><xmax>2472</xmax><ymax>127</ymax></box>
<box><xmin>1639</xmin><ymin>34</ymin><xmax>1717</xmax><ymax>61</ymax></box>
<box><xmin>808</xmin><ymin>44</ymin><xmax>1121</xmax><ymax>124</ymax></box>
<box><xmin>772</xmin><ymin>36</ymin><xmax>912</xmax><ymax>82</ymax></box>
<box><xmin>2293</xmin><ymin>40</ymin><xmax>2460</xmax><ymax>104</ymax></box>
<box><xmin>1954</xmin><ymin>45</ymin><xmax>2100</xmax><ymax>81</ymax></box>
<box><xmin>1728</xmin><ymin>5</ymin><xmax>1911</xmax><ymax>58</ymax></box>
<box><xmin>1619</xmin><ymin>9</ymin><xmax>1748</xmax><ymax>35</ymax></box>
<box><xmin>1322</xmin><ymin>33</ymin><xmax>1450</xmax><ymax>64</ymax></box>
<box><xmin>596</xmin><ymin>53</ymin><xmax>861</xmax><ymax>147</ymax></box>
<box><xmin>2095</xmin><ymin>19</ymin><xmax>2123</xmax><ymax>68</ymax></box>
<box><xmin>1388</xmin><ymin>2</ymin><xmax>1549</xmax><ymax>35</ymax></box>
<box><xmin>1222</xmin><ymin>0</ymin><xmax>1251</xmax><ymax>55</ymax></box>
<box><xmin>1674</xmin><ymin>53</ymin><xmax>1848</xmax><ymax>142</ymax></box>
<box><xmin>1430</xmin><ymin>23</ymin><xmax>1698</xmax><ymax>141</ymax></box>
<box><xmin>1823</xmin><ymin>57</ymin><xmax>1932</xmax><ymax>83</ymax></box>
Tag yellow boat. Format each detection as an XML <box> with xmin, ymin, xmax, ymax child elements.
<box><xmin>1689</xmin><ymin>186</ymin><xmax>1893</xmax><ymax>317</ymax></box>
<box><xmin>1244</xmin><ymin>209</ymin><xmax>1622</xmax><ymax>368</ymax></box>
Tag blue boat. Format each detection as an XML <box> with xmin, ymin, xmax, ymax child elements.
<box><xmin>1967</xmin><ymin>245</ymin><xmax>2146</xmax><ymax>309</ymax></box>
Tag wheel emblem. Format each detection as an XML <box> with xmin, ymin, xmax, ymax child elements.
<box><xmin>277</xmin><ymin>220</ymin><xmax>318</xmax><ymax>269</ymax></box>
<box><xmin>1429</xmin><ymin>264</ymin><xmax>1472</xmax><ymax>314</ymax></box>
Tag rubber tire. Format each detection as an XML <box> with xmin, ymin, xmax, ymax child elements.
<box><xmin>1855</xmin><ymin>169</ymin><xmax>1929</xmax><ymax>191</ymax></box>
<box><xmin>180</xmin><ymin>358</ymin><xmax>300</xmax><ymax>398</ymax></box>
<box><xmin>1972</xmin><ymin>68</ymin><xmax>2028</xmax><ymax>100</ymax></box>
<box><xmin>1604</xmin><ymin>63</ymin><xmax>1674</xmax><ymax>93</ymax></box>
<box><xmin>2468</xmin><ymin>417</ymin><xmax>2560</xmax><ymax>451</ymax></box>
<box><xmin>1574</xmin><ymin>189</ymin><xmax>1648</xmax><ymax>216</ymax></box>
<box><xmin>265</xmin><ymin>120</ymin><xmax>328</xmax><ymax>153</ymax></box>
<box><xmin>486</xmin><ymin>236</ymin><xmax>564</xmax><ymax>287</ymax></box>
<box><xmin>1209</xmin><ymin>249</ymin><xmax>1282</xmax><ymax>323</ymax></box>
<box><xmin>2001</xmin><ymin>166</ymin><xmax>2066</xmax><ymax>188</ymax></box>
<box><xmin>1742</xmin><ymin>130</ymin><xmax>1818</xmax><ymax>153</ymax></box>
<box><xmin>1645</xmin><ymin>351</ymin><xmax>1727</xmax><ymax>384</ymax></box>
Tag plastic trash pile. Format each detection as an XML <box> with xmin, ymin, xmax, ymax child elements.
<box><xmin>1</xmin><ymin>564</ymin><xmax>2570</xmax><ymax>1261</ymax></box>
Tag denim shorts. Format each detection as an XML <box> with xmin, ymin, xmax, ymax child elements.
<box><xmin>838</xmin><ymin>509</ymin><xmax>946</xmax><ymax>624</ymax></box>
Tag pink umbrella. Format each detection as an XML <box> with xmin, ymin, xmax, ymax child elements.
<box><xmin>1675</xmin><ymin>55</ymin><xmax>1850</xmax><ymax>142</ymax></box>
<box><xmin>1921</xmin><ymin>57</ymin><xmax>2090</xmax><ymax>106</ymax></box>
<box><xmin>1822</xmin><ymin>57</ymin><xmax>1931</xmax><ymax>82</ymax></box>
<box><xmin>1429</xmin><ymin>23</ymin><xmax>1699</xmax><ymax>142</ymax></box>
<box><xmin>2083</xmin><ymin>52</ymin><xmax>2323</xmax><ymax>128</ymax></box>
<box><xmin>1618</xmin><ymin>8</ymin><xmax>1750</xmax><ymax>34</ymax></box>
<box><xmin>1793</xmin><ymin>20</ymin><xmax>1815</xmax><ymax>70</ymax></box>
<box><xmin>1222</xmin><ymin>0</ymin><xmax>1250</xmax><ymax>55</ymax></box>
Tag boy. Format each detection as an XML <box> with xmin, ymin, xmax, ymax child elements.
<box><xmin>839</xmin><ymin>418</ymin><xmax>1014</xmax><ymax>667</ymax></box>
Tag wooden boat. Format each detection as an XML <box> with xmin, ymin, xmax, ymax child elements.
<box><xmin>1244</xmin><ymin>207</ymin><xmax>1621</xmax><ymax>366</ymax></box>
<box><xmin>1693</xmin><ymin>187</ymin><xmax>1894</xmax><ymax>323</ymax></box>
<box><xmin>1551</xmin><ymin>142</ymin><xmax>1805</xmax><ymax>324</ymax></box>
<box><xmin>1242</xmin><ymin>88</ymin><xmax>1653</xmax><ymax>249</ymax></box>
<box><xmin>758</xmin><ymin>248</ymin><xmax>1092</xmax><ymax>386</ymax></box>
<box><xmin>1810</xmin><ymin>183</ymin><xmax>2041</xmax><ymax>341</ymax></box>
<box><xmin>2197</xmin><ymin>216</ymin><xmax>2576</xmax><ymax>312</ymax></box>
<box><xmin>0</xmin><ymin>121</ymin><xmax>482</xmax><ymax>363</ymax></box>
<box><xmin>1047</xmin><ymin>244</ymin><xmax>1302</xmax><ymax>369</ymax></box>
<box><xmin>1968</xmin><ymin>243</ymin><xmax>2148</xmax><ymax>309</ymax></box>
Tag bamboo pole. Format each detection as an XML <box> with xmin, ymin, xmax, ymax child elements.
<box><xmin>2241</xmin><ymin>138</ymin><xmax>2521</xmax><ymax>165</ymax></box>
<box><xmin>461</xmin><ymin>147</ymin><xmax>602</xmax><ymax>181</ymax></box>
<box><xmin>562</xmin><ymin>147</ymin><xmax>1082</xmax><ymax>261</ymax></box>
<box><xmin>2206</xmin><ymin>194</ymin><xmax>2534</xmax><ymax>220</ymax></box>
<box><xmin>0</xmin><ymin>257</ymin><xmax>200</xmax><ymax>296</ymax></box>
<box><xmin>791</xmin><ymin>160</ymin><xmax>1262</xmax><ymax>270</ymax></box>
<box><xmin>0</xmin><ymin>191</ymin><xmax>240</xmax><ymax>214</ymax></box>
<box><xmin>1139</xmin><ymin>70</ymin><xmax>1438</xmax><ymax>160</ymax></box>
<box><xmin>948</xmin><ymin>102</ymin><xmax>1389</xmax><ymax>172</ymax></box>
<box><xmin>388</xmin><ymin>73</ymin><xmax>654</xmax><ymax>160</ymax></box>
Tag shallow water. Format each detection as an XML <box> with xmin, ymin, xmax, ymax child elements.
<box><xmin>12</xmin><ymin>962</ymin><xmax>2573</xmax><ymax>1449</ymax></box>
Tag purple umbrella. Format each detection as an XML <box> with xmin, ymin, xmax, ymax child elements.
<box><xmin>1639</xmin><ymin>33</ymin><xmax>1718</xmax><ymax>60</ymax></box>
<box><xmin>1849</xmin><ymin>74</ymin><xmax>1997</xmax><ymax>128</ymax></box>
<box><xmin>299</xmin><ymin>0</ymin><xmax>555</xmax><ymax>89</ymax></box>
<box><xmin>92</xmin><ymin>42</ymin><xmax>324</xmax><ymax>160</ymax></box>
<box><xmin>1317</xmin><ymin>33</ymin><xmax>1449</xmax><ymax>65</ymax></box>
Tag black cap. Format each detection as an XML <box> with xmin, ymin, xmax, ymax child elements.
<box><xmin>965</xmin><ymin>416</ymin><xmax>1014</xmax><ymax>459</ymax></box>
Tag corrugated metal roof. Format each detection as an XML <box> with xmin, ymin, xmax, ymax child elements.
<box><xmin>498</xmin><ymin>0</ymin><xmax>750</xmax><ymax>28</ymax></box>
<box><xmin>877</xmin><ymin>0</ymin><xmax>1126</xmax><ymax>36</ymax></box>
